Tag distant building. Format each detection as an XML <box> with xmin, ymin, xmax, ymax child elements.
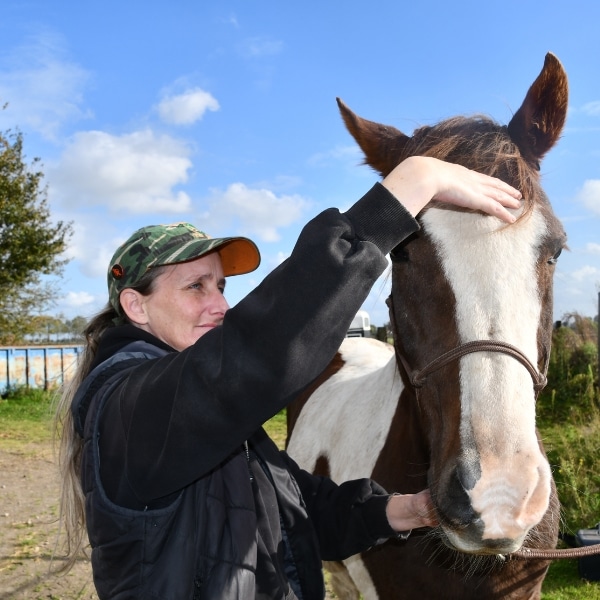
<box><xmin>346</xmin><ymin>310</ymin><xmax>371</xmax><ymax>338</ymax></box>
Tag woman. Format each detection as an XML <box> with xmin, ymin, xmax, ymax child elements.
<box><xmin>56</xmin><ymin>156</ymin><xmax>521</xmax><ymax>599</ymax></box>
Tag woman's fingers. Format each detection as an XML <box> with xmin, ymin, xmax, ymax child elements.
<box><xmin>381</xmin><ymin>157</ymin><xmax>523</xmax><ymax>223</ymax></box>
<box><xmin>430</xmin><ymin>161</ymin><xmax>523</xmax><ymax>223</ymax></box>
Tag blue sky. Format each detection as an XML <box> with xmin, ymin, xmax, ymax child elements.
<box><xmin>1</xmin><ymin>0</ymin><xmax>599</xmax><ymax>327</ymax></box>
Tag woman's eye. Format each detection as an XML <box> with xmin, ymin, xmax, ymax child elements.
<box><xmin>548</xmin><ymin>248</ymin><xmax>562</xmax><ymax>265</ymax></box>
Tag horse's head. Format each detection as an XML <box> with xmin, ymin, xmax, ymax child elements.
<box><xmin>338</xmin><ymin>53</ymin><xmax>568</xmax><ymax>555</ymax></box>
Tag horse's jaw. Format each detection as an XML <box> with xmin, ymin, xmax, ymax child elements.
<box><xmin>441</xmin><ymin>528</ymin><xmax>525</xmax><ymax>556</ymax></box>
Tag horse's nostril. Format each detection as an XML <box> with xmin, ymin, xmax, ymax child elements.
<box><xmin>457</xmin><ymin>456</ymin><xmax>481</xmax><ymax>491</ymax></box>
<box><xmin>440</xmin><ymin>465</ymin><xmax>479</xmax><ymax>527</ymax></box>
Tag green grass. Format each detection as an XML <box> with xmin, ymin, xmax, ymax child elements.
<box><xmin>264</xmin><ymin>408</ymin><xmax>287</xmax><ymax>449</ymax></box>
<box><xmin>542</xmin><ymin>559</ymin><xmax>600</xmax><ymax>599</ymax></box>
<box><xmin>0</xmin><ymin>387</ymin><xmax>55</xmax><ymax>449</ymax></box>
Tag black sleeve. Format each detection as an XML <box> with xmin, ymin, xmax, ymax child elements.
<box><xmin>100</xmin><ymin>183</ymin><xmax>419</xmax><ymax>504</ymax></box>
<box><xmin>280</xmin><ymin>451</ymin><xmax>398</xmax><ymax>560</ymax></box>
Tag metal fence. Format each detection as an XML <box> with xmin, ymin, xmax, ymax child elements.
<box><xmin>0</xmin><ymin>345</ymin><xmax>83</xmax><ymax>394</ymax></box>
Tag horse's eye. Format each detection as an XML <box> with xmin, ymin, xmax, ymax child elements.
<box><xmin>548</xmin><ymin>248</ymin><xmax>562</xmax><ymax>265</ymax></box>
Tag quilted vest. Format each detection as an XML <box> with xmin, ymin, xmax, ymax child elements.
<box><xmin>73</xmin><ymin>341</ymin><xmax>325</xmax><ymax>599</ymax></box>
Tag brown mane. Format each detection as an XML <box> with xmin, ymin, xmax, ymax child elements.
<box><xmin>407</xmin><ymin>116</ymin><xmax>539</xmax><ymax>217</ymax></box>
<box><xmin>353</xmin><ymin>113</ymin><xmax>540</xmax><ymax>223</ymax></box>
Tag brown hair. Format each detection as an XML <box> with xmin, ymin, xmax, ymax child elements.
<box><xmin>53</xmin><ymin>265</ymin><xmax>168</xmax><ymax>571</ymax></box>
<box><xmin>408</xmin><ymin>115</ymin><xmax>538</xmax><ymax>217</ymax></box>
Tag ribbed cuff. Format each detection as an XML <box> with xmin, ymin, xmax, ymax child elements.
<box><xmin>344</xmin><ymin>183</ymin><xmax>420</xmax><ymax>255</ymax></box>
<box><xmin>363</xmin><ymin>493</ymin><xmax>411</xmax><ymax>543</ymax></box>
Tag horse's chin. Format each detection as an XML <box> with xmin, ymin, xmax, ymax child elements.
<box><xmin>441</xmin><ymin>528</ymin><xmax>524</xmax><ymax>556</ymax></box>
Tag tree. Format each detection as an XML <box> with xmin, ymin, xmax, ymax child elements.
<box><xmin>0</xmin><ymin>125</ymin><xmax>72</xmax><ymax>344</ymax></box>
<box><xmin>66</xmin><ymin>315</ymin><xmax>87</xmax><ymax>341</ymax></box>
<box><xmin>30</xmin><ymin>313</ymin><xmax>88</xmax><ymax>343</ymax></box>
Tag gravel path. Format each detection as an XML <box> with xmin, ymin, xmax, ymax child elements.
<box><xmin>0</xmin><ymin>442</ymin><xmax>97</xmax><ymax>599</ymax></box>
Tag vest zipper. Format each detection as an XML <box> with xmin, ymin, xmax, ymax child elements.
<box><xmin>243</xmin><ymin>441</ymin><xmax>254</xmax><ymax>482</ymax></box>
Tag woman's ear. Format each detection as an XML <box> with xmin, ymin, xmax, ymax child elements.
<box><xmin>119</xmin><ymin>289</ymin><xmax>149</xmax><ymax>326</ymax></box>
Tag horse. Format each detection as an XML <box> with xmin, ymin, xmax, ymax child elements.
<box><xmin>286</xmin><ymin>53</ymin><xmax>568</xmax><ymax>600</ymax></box>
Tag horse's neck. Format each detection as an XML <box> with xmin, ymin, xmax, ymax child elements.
<box><xmin>369</xmin><ymin>383</ymin><xmax>431</xmax><ymax>493</ymax></box>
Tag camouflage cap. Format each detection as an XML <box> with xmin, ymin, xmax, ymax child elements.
<box><xmin>108</xmin><ymin>222</ymin><xmax>260</xmax><ymax>312</ymax></box>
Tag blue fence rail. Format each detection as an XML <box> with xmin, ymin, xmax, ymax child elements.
<box><xmin>0</xmin><ymin>346</ymin><xmax>83</xmax><ymax>394</ymax></box>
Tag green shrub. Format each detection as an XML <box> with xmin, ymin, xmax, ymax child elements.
<box><xmin>536</xmin><ymin>315</ymin><xmax>600</xmax><ymax>535</ymax></box>
<box><xmin>538</xmin><ymin>318</ymin><xmax>598</xmax><ymax>423</ymax></box>
<box><xmin>543</xmin><ymin>408</ymin><xmax>600</xmax><ymax>533</ymax></box>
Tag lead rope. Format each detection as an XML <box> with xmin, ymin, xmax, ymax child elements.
<box><xmin>385</xmin><ymin>295</ymin><xmax>600</xmax><ymax>561</ymax></box>
<box><xmin>511</xmin><ymin>543</ymin><xmax>600</xmax><ymax>560</ymax></box>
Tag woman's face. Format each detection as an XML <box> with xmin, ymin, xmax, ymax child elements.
<box><xmin>137</xmin><ymin>252</ymin><xmax>230</xmax><ymax>351</ymax></box>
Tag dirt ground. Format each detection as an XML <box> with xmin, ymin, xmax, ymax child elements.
<box><xmin>0</xmin><ymin>442</ymin><xmax>98</xmax><ymax>600</ymax></box>
<box><xmin>0</xmin><ymin>441</ymin><xmax>337</xmax><ymax>600</ymax></box>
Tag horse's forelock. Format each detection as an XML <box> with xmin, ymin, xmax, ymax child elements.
<box><xmin>407</xmin><ymin>115</ymin><xmax>540</xmax><ymax>219</ymax></box>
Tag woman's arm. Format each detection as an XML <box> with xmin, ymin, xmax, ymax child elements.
<box><xmin>106</xmin><ymin>160</ymin><xmax>522</xmax><ymax>504</ymax></box>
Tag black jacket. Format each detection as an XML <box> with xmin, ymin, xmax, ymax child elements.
<box><xmin>73</xmin><ymin>183</ymin><xmax>420</xmax><ymax>599</ymax></box>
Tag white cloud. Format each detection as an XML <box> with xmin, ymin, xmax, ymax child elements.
<box><xmin>275</xmin><ymin>251</ymin><xmax>290</xmax><ymax>266</ymax></box>
<box><xmin>585</xmin><ymin>242</ymin><xmax>600</xmax><ymax>255</ymax></box>
<box><xmin>156</xmin><ymin>88</ymin><xmax>219</xmax><ymax>125</ymax></box>
<box><xmin>582</xmin><ymin>101</ymin><xmax>600</xmax><ymax>117</ymax></box>
<box><xmin>61</xmin><ymin>290</ymin><xmax>96</xmax><ymax>309</ymax></box>
<box><xmin>224</xmin><ymin>13</ymin><xmax>240</xmax><ymax>28</ymax></box>
<box><xmin>0</xmin><ymin>30</ymin><xmax>90</xmax><ymax>139</ymax></box>
<box><xmin>202</xmin><ymin>183</ymin><xmax>309</xmax><ymax>242</ymax></box>
<box><xmin>48</xmin><ymin>129</ymin><xmax>193</xmax><ymax>213</ymax></box>
<box><xmin>58</xmin><ymin>216</ymin><xmax>126</xmax><ymax>282</ymax></box>
<box><xmin>81</xmin><ymin>230</ymin><xmax>121</xmax><ymax>279</ymax></box>
<box><xmin>576</xmin><ymin>180</ymin><xmax>600</xmax><ymax>216</ymax></box>
<box><xmin>571</xmin><ymin>265</ymin><xmax>600</xmax><ymax>283</ymax></box>
<box><xmin>238</xmin><ymin>37</ymin><xmax>283</xmax><ymax>59</ymax></box>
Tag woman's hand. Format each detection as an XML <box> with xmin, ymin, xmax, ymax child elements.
<box><xmin>386</xmin><ymin>489</ymin><xmax>439</xmax><ymax>533</ymax></box>
<box><xmin>381</xmin><ymin>156</ymin><xmax>522</xmax><ymax>223</ymax></box>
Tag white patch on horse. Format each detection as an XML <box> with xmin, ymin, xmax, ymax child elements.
<box><xmin>287</xmin><ymin>337</ymin><xmax>401</xmax><ymax>600</ymax></box>
<box><xmin>287</xmin><ymin>337</ymin><xmax>402</xmax><ymax>482</ymax></box>
<box><xmin>422</xmin><ymin>206</ymin><xmax>552</xmax><ymax>548</ymax></box>
<box><xmin>344</xmin><ymin>554</ymin><xmax>379</xmax><ymax>600</ymax></box>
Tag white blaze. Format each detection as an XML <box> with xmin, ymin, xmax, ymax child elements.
<box><xmin>422</xmin><ymin>206</ymin><xmax>551</xmax><ymax>546</ymax></box>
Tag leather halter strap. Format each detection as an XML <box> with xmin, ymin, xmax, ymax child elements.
<box><xmin>396</xmin><ymin>339</ymin><xmax>547</xmax><ymax>393</ymax></box>
<box><xmin>386</xmin><ymin>295</ymin><xmax>548</xmax><ymax>395</ymax></box>
<box><xmin>385</xmin><ymin>296</ymin><xmax>600</xmax><ymax>561</ymax></box>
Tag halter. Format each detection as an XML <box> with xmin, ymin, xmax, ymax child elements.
<box><xmin>397</xmin><ymin>339</ymin><xmax>547</xmax><ymax>394</ymax></box>
<box><xmin>386</xmin><ymin>295</ymin><xmax>548</xmax><ymax>395</ymax></box>
<box><xmin>386</xmin><ymin>294</ymin><xmax>600</xmax><ymax>561</ymax></box>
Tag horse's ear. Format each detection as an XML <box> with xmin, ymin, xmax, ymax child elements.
<box><xmin>337</xmin><ymin>97</ymin><xmax>410</xmax><ymax>177</ymax></box>
<box><xmin>507</xmin><ymin>53</ymin><xmax>568</xmax><ymax>168</ymax></box>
